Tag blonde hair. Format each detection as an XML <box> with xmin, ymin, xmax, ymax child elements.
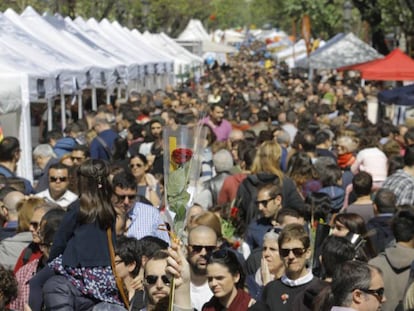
<box><xmin>251</xmin><ymin>141</ymin><xmax>284</xmax><ymax>182</ymax></box>
<box><xmin>17</xmin><ymin>197</ymin><xmax>46</xmax><ymax>232</ymax></box>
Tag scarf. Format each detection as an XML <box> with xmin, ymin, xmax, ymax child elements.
<box><xmin>337</xmin><ymin>153</ymin><xmax>355</xmax><ymax>169</ymax></box>
<box><xmin>202</xmin><ymin>289</ymin><xmax>252</xmax><ymax>311</ymax></box>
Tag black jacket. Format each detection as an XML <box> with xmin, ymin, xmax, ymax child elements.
<box><xmin>49</xmin><ymin>200</ymin><xmax>115</xmax><ymax>268</ymax></box>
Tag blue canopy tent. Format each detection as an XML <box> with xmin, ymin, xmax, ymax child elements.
<box><xmin>378</xmin><ymin>84</ymin><xmax>414</xmax><ymax>106</ymax></box>
<box><xmin>377</xmin><ymin>84</ymin><xmax>414</xmax><ymax>124</ymax></box>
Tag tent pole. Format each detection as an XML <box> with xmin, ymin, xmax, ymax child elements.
<box><xmin>78</xmin><ymin>92</ymin><xmax>83</xmax><ymax>120</ymax></box>
<box><xmin>92</xmin><ymin>87</ymin><xmax>97</xmax><ymax>111</ymax></box>
<box><xmin>60</xmin><ymin>91</ymin><xmax>66</xmax><ymax>131</ymax></box>
<box><xmin>47</xmin><ymin>97</ymin><xmax>53</xmax><ymax>131</ymax></box>
<box><xmin>106</xmin><ymin>89</ymin><xmax>111</xmax><ymax>105</ymax></box>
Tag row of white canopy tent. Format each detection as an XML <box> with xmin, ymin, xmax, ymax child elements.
<box><xmin>0</xmin><ymin>6</ymin><xmax>203</xmax><ymax>182</ymax></box>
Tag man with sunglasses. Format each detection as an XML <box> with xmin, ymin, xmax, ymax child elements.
<box><xmin>34</xmin><ymin>163</ymin><xmax>77</xmax><ymax>210</ymax></box>
<box><xmin>328</xmin><ymin>260</ymin><xmax>385</xmax><ymax>311</ymax></box>
<box><xmin>261</xmin><ymin>223</ymin><xmax>322</xmax><ymax>311</ymax></box>
<box><xmin>111</xmin><ymin>172</ymin><xmax>169</xmax><ymax>243</ymax></box>
<box><xmin>245</xmin><ymin>183</ymin><xmax>283</xmax><ymax>252</ymax></box>
<box><xmin>187</xmin><ymin>225</ymin><xmax>218</xmax><ymax>311</ymax></box>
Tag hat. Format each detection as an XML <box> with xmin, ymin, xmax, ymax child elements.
<box><xmin>213</xmin><ymin>149</ymin><xmax>233</xmax><ymax>173</ymax></box>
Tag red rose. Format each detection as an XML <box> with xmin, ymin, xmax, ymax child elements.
<box><xmin>230</xmin><ymin>207</ymin><xmax>239</xmax><ymax>218</ymax></box>
<box><xmin>171</xmin><ymin>148</ymin><xmax>193</xmax><ymax>165</ymax></box>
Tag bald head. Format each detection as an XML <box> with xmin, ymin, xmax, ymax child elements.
<box><xmin>3</xmin><ymin>191</ymin><xmax>25</xmax><ymax>219</ymax></box>
<box><xmin>188</xmin><ymin>225</ymin><xmax>218</xmax><ymax>245</ymax></box>
<box><xmin>229</xmin><ymin>129</ymin><xmax>244</xmax><ymax>142</ymax></box>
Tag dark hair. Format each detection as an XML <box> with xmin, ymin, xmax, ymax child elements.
<box><xmin>139</xmin><ymin>236</ymin><xmax>169</xmax><ymax>258</ymax></box>
<box><xmin>388</xmin><ymin>155</ymin><xmax>404</xmax><ymax>176</ymax></box>
<box><xmin>352</xmin><ymin>171</ymin><xmax>373</xmax><ymax>197</ymax></box>
<box><xmin>112</xmin><ymin>136</ymin><xmax>129</xmax><ymax>161</ymax></box>
<box><xmin>128</xmin><ymin>123</ymin><xmax>144</xmax><ymax>140</ymax></box>
<box><xmin>405</xmin><ymin>145</ymin><xmax>414</xmax><ymax>167</ymax></box>
<box><xmin>276</xmin><ymin>208</ymin><xmax>303</xmax><ymax>225</ymax></box>
<box><xmin>319</xmin><ymin>236</ymin><xmax>356</xmax><ymax>278</ymax></box>
<box><xmin>331</xmin><ymin>261</ymin><xmax>379</xmax><ymax>307</ymax></box>
<box><xmin>0</xmin><ymin>136</ymin><xmax>20</xmax><ymax>162</ymax></box>
<box><xmin>374</xmin><ymin>188</ymin><xmax>396</xmax><ymax>214</ymax></box>
<box><xmin>318</xmin><ymin>163</ymin><xmax>342</xmax><ymax>187</ymax></box>
<box><xmin>299</xmin><ymin>131</ymin><xmax>316</xmax><ymax>152</ymax></box>
<box><xmin>130</xmin><ymin>153</ymin><xmax>148</xmax><ymax>165</ymax></box>
<box><xmin>392</xmin><ymin>209</ymin><xmax>414</xmax><ymax>242</ymax></box>
<box><xmin>207</xmin><ymin>249</ymin><xmax>245</xmax><ymax>289</ymax></box>
<box><xmin>315</xmin><ymin>130</ymin><xmax>331</xmax><ymax>145</ymax></box>
<box><xmin>77</xmin><ymin>159</ymin><xmax>115</xmax><ymax>229</ymax></box>
<box><xmin>257</xmin><ymin>183</ymin><xmax>282</xmax><ymax>199</ymax></box>
<box><xmin>305</xmin><ymin>192</ymin><xmax>333</xmax><ymax>223</ymax></box>
<box><xmin>278</xmin><ymin>223</ymin><xmax>310</xmax><ymax>249</ymax></box>
<box><xmin>112</xmin><ymin>171</ymin><xmax>136</xmax><ymax>190</ymax></box>
<box><xmin>72</xmin><ymin>144</ymin><xmax>90</xmax><ymax>158</ymax></box>
<box><xmin>39</xmin><ymin>209</ymin><xmax>65</xmax><ymax>248</ymax></box>
<box><xmin>0</xmin><ymin>265</ymin><xmax>18</xmax><ymax>307</ymax></box>
<box><xmin>287</xmin><ymin>152</ymin><xmax>318</xmax><ymax>189</ymax></box>
<box><xmin>333</xmin><ymin>213</ymin><xmax>377</xmax><ymax>260</ymax></box>
<box><xmin>115</xmin><ymin>235</ymin><xmax>142</xmax><ymax>277</ymax></box>
<box><xmin>48</xmin><ymin>162</ymin><xmax>69</xmax><ymax>172</ymax></box>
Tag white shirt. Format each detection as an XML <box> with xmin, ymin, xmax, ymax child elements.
<box><xmin>35</xmin><ymin>189</ymin><xmax>78</xmax><ymax>209</ymax></box>
<box><xmin>191</xmin><ymin>280</ymin><xmax>213</xmax><ymax>311</ymax></box>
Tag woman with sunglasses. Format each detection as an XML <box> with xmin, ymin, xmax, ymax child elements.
<box><xmin>202</xmin><ymin>249</ymin><xmax>254</xmax><ymax>311</ymax></box>
<box><xmin>129</xmin><ymin>153</ymin><xmax>161</xmax><ymax>207</ymax></box>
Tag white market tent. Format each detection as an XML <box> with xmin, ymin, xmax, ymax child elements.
<box><xmin>295</xmin><ymin>32</ymin><xmax>382</xmax><ymax>69</ymax></box>
<box><xmin>177</xmin><ymin>19</ymin><xmax>237</xmax><ymax>57</ymax></box>
<box><xmin>142</xmin><ymin>31</ymin><xmax>203</xmax><ymax>79</ymax></box>
<box><xmin>0</xmin><ymin>7</ymin><xmax>201</xmax><ymax>182</ymax></box>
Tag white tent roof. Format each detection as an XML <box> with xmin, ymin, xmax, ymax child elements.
<box><xmin>177</xmin><ymin>19</ymin><xmax>210</xmax><ymax>41</ymax></box>
<box><xmin>213</xmin><ymin>29</ymin><xmax>245</xmax><ymax>44</ymax></box>
<box><xmin>4</xmin><ymin>7</ymin><xmax>117</xmax><ymax>90</ymax></box>
<box><xmin>295</xmin><ymin>32</ymin><xmax>381</xmax><ymax>69</ymax></box>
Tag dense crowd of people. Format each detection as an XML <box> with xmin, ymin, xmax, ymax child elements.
<box><xmin>1</xmin><ymin>40</ymin><xmax>414</xmax><ymax>311</ymax></box>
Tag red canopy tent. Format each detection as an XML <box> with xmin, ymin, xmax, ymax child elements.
<box><xmin>340</xmin><ymin>49</ymin><xmax>414</xmax><ymax>81</ymax></box>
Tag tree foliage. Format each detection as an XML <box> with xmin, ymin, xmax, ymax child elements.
<box><xmin>0</xmin><ymin>0</ymin><xmax>412</xmax><ymax>51</ymax></box>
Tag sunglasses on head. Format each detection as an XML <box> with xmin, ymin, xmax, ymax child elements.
<box><xmin>256</xmin><ymin>197</ymin><xmax>276</xmax><ymax>208</ymax></box>
<box><xmin>279</xmin><ymin>248</ymin><xmax>307</xmax><ymax>257</ymax></box>
<box><xmin>49</xmin><ymin>176</ymin><xmax>68</xmax><ymax>182</ymax></box>
<box><xmin>357</xmin><ymin>287</ymin><xmax>385</xmax><ymax>303</ymax></box>
<box><xmin>190</xmin><ymin>245</ymin><xmax>216</xmax><ymax>254</ymax></box>
<box><xmin>145</xmin><ymin>274</ymin><xmax>171</xmax><ymax>286</ymax></box>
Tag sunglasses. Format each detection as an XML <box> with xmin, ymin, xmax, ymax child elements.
<box><xmin>190</xmin><ymin>245</ymin><xmax>216</xmax><ymax>254</ymax></box>
<box><xmin>256</xmin><ymin>197</ymin><xmax>276</xmax><ymax>208</ymax></box>
<box><xmin>71</xmin><ymin>156</ymin><xmax>85</xmax><ymax>161</ymax></box>
<box><xmin>49</xmin><ymin>176</ymin><xmax>68</xmax><ymax>182</ymax></box>
<box><xmin>30</xmin><ymin>221</ymin><xmax>39</xmax><ymax>230</ymax></box>
<box><xmin>145</xmin><ymin>274</ymin><xmax>171</xmax><ymax>286</ymax></box>
<box><xmin>130</xmin><ymin>163</ymin><xmax>144</xmax><ymax>168</ymax></box>
<box><xmin>115</xmin><ymin>194</ymin><xmax>136</xmax><ymax>202</ymax></box>
<box><xmin>357</xmin><ymin>287</ymin><xmax>385</xmax><ymax>303</ymax></box>
<box><xmin>279</xmin><ymin>248</ymin><xmax>307</xmax><ymax>257</ymax></box>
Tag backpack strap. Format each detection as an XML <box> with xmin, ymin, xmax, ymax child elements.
<box><xmin>95</xmin><ymin>135</ymin><xmax>113</xmax><ymax>161</ymax></box>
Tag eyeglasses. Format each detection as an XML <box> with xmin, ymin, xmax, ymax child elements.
<box><xmin>130</xmin><ymin>163</ymin><xmax>144</xmax><ymax>168</ymax></box>
<box><xmin>357</xmin><ymin>287</ymin><xmax>385</xmax><ymax>303</ymax></box>
<box><xmin>145</xmin><ymin>274</ymin><xmax>171</xmax><ymax>286</ymax></box>
<box><xmin>279</xmin><ymin>248</ymin><xmax>307</xmax><ymax>257</ymax></box>
<box><xmin>49</xmin><ymin>176</ymin><xmax>68</xmax><ymax>182</ymax></box>
<box><xmin>30</xmin><ymin>221</ymin><xmax>39</xmax><ymax>230</ymax></box>
<box><xmin>256</xmin><ymin>197</ymin><xmax>276</xmax><ymax>208</ymax></box>
<box><xmin>189</xmin><ymin>245</ymin><xmax>217</xmax><ymax>254</ymax></box>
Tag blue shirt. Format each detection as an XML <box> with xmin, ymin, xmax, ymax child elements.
<box><xmin>126</xmin><ymin>201</ymin><xmax>170</xmax><ymax>244</ymax></box>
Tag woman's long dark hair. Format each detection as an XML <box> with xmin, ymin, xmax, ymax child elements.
<box><xmin>208</xmin><ymin>249</ymin><xmax>245</xmax><ymax>289</ymax></box>
<box><xmin>77</xmin><ymin>159</ymin><xmax>115</xmax><ymax>229</ymax></box>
